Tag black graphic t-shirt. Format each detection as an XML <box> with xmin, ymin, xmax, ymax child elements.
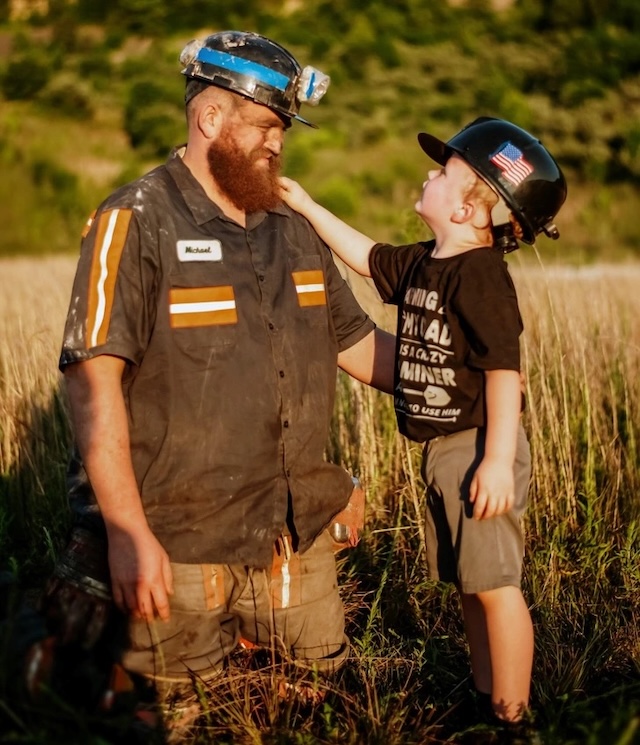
<box><xmin>369</xmin><ymin>240</ymin><xmax>522</xmax><ymax>443</ymax></box>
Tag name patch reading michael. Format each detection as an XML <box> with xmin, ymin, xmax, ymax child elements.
<box><xmin>177</xmin><ymin>240</ymin><xmax>223</xmax><ymax>262</ymax></box>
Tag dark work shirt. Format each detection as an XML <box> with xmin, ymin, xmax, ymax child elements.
<box><xmin>369</xmin><ymin>240</ymin><xmax>522</xmax><ymax>443</ymax></box>
<box><xmin>60</xmin><ymin>149</ymin><xmax>374</xmax><ymax>566</ymax></box>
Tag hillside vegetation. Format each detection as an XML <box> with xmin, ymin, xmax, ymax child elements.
<box><xmin>0</xmin><ymin>0</ymin><xmax>639</xmax><ymax>261</ymax></box>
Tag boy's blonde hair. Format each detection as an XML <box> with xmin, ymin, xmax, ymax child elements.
<box><xmin>465</xmin><ymin>171</ymin><xmax>524</xmax><ymax>247</ymax></box>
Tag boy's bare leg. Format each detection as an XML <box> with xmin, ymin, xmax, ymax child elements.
<box><xmin>461</xmin><ymin>586</ymin><xmax>533</xmax><ymax>722</ymax></box>
<box><xmin>459</xmin><ymin>591</ymin><xmax>492</xmax><ymax>694</ymax></box>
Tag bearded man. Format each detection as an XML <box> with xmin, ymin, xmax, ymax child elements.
<box><xmin>45</xmin><ymin>31</ymin><xmax>394</xmax><ymax>698</ymax></box>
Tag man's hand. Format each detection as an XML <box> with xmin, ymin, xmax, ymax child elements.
<box><xmin>330</xmin><ymin>482</ymin><xmax>365</xmax><ymax>547</ymax></box>
<box><xmin>65</xmin><ymin>356</ymin><xmax>174</xmax><ymax>623</ymax></box>
<box><xmin>107</xmin><ymin>523</ymin><xmax>174</xmax><ymax>622</ymax></box>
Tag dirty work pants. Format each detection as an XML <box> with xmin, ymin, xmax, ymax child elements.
<box><xmin>121</xmin><ymin>529</ymin><xmax>348</xmax><ymax>682</ymax></box>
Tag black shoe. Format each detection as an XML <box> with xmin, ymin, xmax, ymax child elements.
<box><xmin>472</xmin><ymin>690</ymin><xmax>541</xmax><ymax>744</ymax></box>
<box><xmin>490</xmin><ymin>714</ymin><xmax>541</xmax><ymax>744</ymax></box>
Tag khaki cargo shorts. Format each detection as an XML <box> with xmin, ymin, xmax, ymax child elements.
<box><xmin>421</xmin><ymin>424</ymin><xmax>532</xmax><ymax>594</ymax></box>
<box><xmin>123</xmin><ymin>529</ymin><xmax>348</xmax><ymax>682</ymax></box>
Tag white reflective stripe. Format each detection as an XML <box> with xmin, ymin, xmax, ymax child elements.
<box><xmin>281</xmin><ymin>559</ymin><xmax>291</xmax><ymax>609</ymax></box>
<box><xmin>295</xmin><ymin>283</ymin><xmax>325</xmax><ymax>294</ymax></box>
<box><xmin>91</xmin><ymin>209</ymin><xmax>120</xmax><ymax>347</ymax></box>
<box><xmin>169</xmin><ymin>300</ymin><xmax>236</xmax><ymax>315</ymax></box>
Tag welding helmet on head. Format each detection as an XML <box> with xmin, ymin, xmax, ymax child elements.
<box><xmin>180</xmin><ymin>30</ymin><xmax>330</xmax><ymax>128</ymax></box>
<box><xmin>418</xmin><ymin>117</ymin><xmax>567</xmax><ymax>246</ymax></box>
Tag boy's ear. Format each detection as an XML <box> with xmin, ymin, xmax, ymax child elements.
<box><xmin>451</xmin><ymin>202</ymin><xmax>473</xmax><ymax>224</ymax></box>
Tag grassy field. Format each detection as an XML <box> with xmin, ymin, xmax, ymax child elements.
<box><xmin>1</xmin><ymin>254</ymin><xmax>639</xmax><ymax>744</ymax></box>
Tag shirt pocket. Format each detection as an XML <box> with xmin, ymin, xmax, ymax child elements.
<box><xmin>168</xmin><ymin>270</ymin><xmax>238</xmax><ymax>359</ymax></box>
<box><xmin>290</xmin><ymin>260</ymin><xmax>328</xmax><ymax>328</ymax></box>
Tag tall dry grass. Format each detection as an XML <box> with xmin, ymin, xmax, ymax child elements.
<box><xmin>0</xmin><ymin>256</ymin><xmax>75</xmax><ymax>576</ymax></box>
<box><xmin>1</xmin><ymin>255</ymin><xmax>639</xmax><ymax>743</ymax></box>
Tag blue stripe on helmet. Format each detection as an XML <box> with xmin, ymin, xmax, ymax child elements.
<box><xmin>196</xmin><ymin>47</ymin><xmax>290</xmax><ymax>91</ymax></box>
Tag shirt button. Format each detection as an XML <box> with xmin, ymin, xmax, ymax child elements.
<box><xmin>279</xmin><ymin>370</ymin><xmax>285</xmax><ymax>378</ymax></box>
<box><xmin>283</xmin><ymin>420</ymin><xmax>289</xmax><ymax>428</ymax></box>
<box><xmin>286</xmin><ymin>469</ymin><xmax>291</xmax><ymax>477</ymax></box>
<box><xmin>259</xmin><ymin>275</ymin><xmax>265</xmax><ymax>282</ymax></box>
<box><xmin>268</xmin><ymin>322</ymin><xmax>275</xmax><ymax>330</ymax></box>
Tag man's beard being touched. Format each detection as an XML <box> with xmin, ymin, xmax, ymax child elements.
<box><xmin>207</xmin><ymin>136</ymin><xmax>282</xmax><ymax>214</ymax></box>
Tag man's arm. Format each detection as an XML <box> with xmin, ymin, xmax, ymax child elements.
<box><xmin>337</xmin><ymin>327</ymin><xmax>396</xmax><ymax>394</ymax></box>
<box><xmin>279</xmin><ymin>177</ymin><xmax>375</xmax><ymax>277</ymax></box>
<box><xmin>469</xmin><ymin>368</ymin><xmax>521</xmax><ymax>520</ymax></box>
<box><xmin>65</xmin><ymin>355</ymin><xmax>173</xmax><ymax>621</ymax></box>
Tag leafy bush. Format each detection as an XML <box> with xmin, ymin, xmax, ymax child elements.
<box><xmin>283</xmin><ymin>137</ymin><xmax>314</xmax><ymax>178</ymax></box>
<box><xmin>75</xmin><ymin>49</ymin><xmax>113</xmax><ymax>91</ymax></box>
<box><xmin>124</xmin><ymin>79</ymin><xmax>184</xmax><ymax>156</ymax></box>
<box><xmin>37</xmin><ymin>74</ymin><xmax>94</xmax><ymax>119</ymax></box>
<box><xmin>125</xmin><ymin>103</ymin><xmax>183</xmax><ymax>157</ymax></box>
<box><xmin>31</xmin><ymin>157</ymin><xmax>81</xmax><ymax>217</ymax></box>
<box><xmin>1</xmin><ymin>50</ymin><xmax>52</xmax><ymax>100</ymax></box>
<box><xmin>316</xmin><ymin>176</ymin><xmax>360</xmax><ymax>218</ymax></box>
<box><xmin>359</xmin><ymin>167</ymin><xmax>395</xmax><ymax>198</ymax></box>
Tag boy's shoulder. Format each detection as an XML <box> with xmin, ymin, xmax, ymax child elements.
<box><xmin>452</xmin><ymin>247</ymin><xmax>510</xmax><ymax>277</ymax></box>
<box><xmin>458</xmin><ymin>246</ymin><xmax>504</xmax><ymax>264</ymax></box>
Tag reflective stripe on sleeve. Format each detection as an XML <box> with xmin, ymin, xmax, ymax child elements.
<box><xmin>86</xmin><ymin>209</ymin><xmax>133</xmax><ymax>348</ymax></box>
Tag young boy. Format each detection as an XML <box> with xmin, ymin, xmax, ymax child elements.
<box><xmin>279</xmin><ymin>117</ymin><xmax>567</xmax><ymax>727</ymax></box>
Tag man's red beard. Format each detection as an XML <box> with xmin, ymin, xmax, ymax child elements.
<box><xmin>207</xmin><ymin>135</ymin><xmax>282</xmax><ymax>213</ymax></box>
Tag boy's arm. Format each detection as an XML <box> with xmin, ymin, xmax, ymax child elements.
<box><xmin>469</xmin><ymin>368</ymin><xmax>521</xmax><ymax>520</ymax></box>
<box><xmin>279</xmin><ymin>176</ymin><xmax>375</xmax><ymax>277</ymax></box>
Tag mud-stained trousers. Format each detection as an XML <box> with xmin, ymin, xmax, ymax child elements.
<box><xmin>45</xmin><ymin>528</ymin><xmax>349</xmax><ymax>684</ymax></box>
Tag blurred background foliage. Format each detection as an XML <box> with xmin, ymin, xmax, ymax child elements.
<box><xmin>0</xmin><ymin>0</ymin><xmax>639</xmax><ymax>261</ymax></box>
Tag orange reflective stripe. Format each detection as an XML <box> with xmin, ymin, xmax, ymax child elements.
<box><xmin>169</xmin><ymin>285</ymin><xmax>238</xmax><ymax>328</ymax></box>
<box><xmin>292</xmin><ymin>270</ymin><xmax>326</xmax><ymax>307</ymax></box>
<box><xmin>81</xmin><ymin>209</ymin><xmax>96</xmax><ymax>239</ymax></box>
<box><xmin>86</xmin><ymin>209</ymin><xmax>133</xmax><ymax>348</ymax></box>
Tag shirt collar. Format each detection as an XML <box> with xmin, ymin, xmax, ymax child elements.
<box><xmin>165</xmin><ymin>146</ymin><xmax>289</xmax><ymax>227</ymax></box>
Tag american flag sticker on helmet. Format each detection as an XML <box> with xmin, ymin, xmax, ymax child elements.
<box><xmin>169</xmin><ymin>286</ymin><xmax>237</xmax><ymax>328</ymax></box>
<box><xmin>489</xmin><ymin>142</ymin><xmax>533</xmax><ymax>186</ymax></box>
<box><xmin>292</xmin><ymin>270</ymin><xmax>326</xmax><ymax>307</ymax></box>
<box><xmin>86</xmin><ymin>208</ymin><xmax>133</xmax><ymax>348</ymax></box>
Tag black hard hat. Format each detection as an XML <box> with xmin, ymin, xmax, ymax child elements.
<box><xmin>180</xmin><ymin>30</ymin><xmax>330</xmax><ymax>128</ymax></box>
<box><xmin>418</xmin><ymin>117</ymin><xmax>567</xmax><ymax>244</ymax></box>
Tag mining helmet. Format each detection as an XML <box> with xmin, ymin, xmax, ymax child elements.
<box><xmin>418</xmin><ymin>117</ymin><xmax>567</xmax><ymax>245</ymax></box>
<box><xmin>180</xmin><ymin>30</ymin><xmax>330</xmax><ymax>128</ymax></box>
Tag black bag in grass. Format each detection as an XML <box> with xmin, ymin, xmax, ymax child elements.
<box><xmin>0</xmin><ymin>532</ymin><xmax>137</xmax><ymax>720</ymax></box>
<box><xmin>37</xmin><ymin>524</ymin><xmax>138</xmax><ymax>713</ymax></box>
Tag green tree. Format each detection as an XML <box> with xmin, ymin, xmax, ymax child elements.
<box><xmin>111</xmin><ymin>0</ymin><xmax>167</xmax><ymax>36</ymax></box>
<box><xmin>2</xmin><ymin>50</ymin><xmax>52</xmax><ymax>100</ymax></box>
<box><xmin>75</xmin><ymin>0</ymin><xmax>111</xmax><ymax>22</ymax></box>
